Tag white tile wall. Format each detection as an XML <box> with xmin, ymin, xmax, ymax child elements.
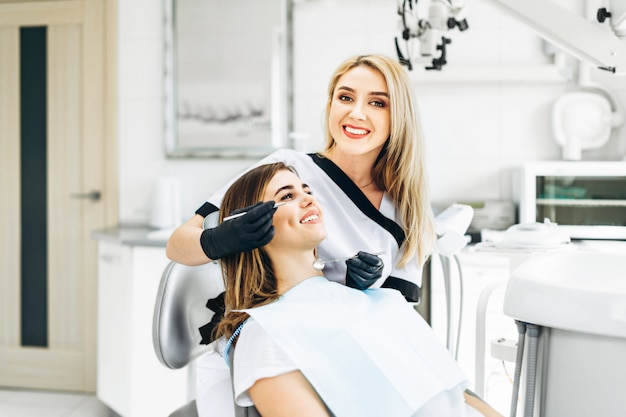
<box><xmin>117</xmin><ymin>0</ymin><xmax>626</xmax><ymax>224</ymax></box>
<box><xmin>117</xmin><ymin>0</ymin><xmax>166</xmax><ymax>224</ymax></box>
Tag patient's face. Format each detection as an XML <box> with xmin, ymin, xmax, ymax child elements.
<box><xmin>263</xmin><ymin>170</ymin><xmax>326</xmax><ymax>250</ymax></box>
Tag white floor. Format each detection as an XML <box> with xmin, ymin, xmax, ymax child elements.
<box><xmin>0</xmin><ymin>388</ymin><xmax>118</xmax><ymax>417</ymax></box>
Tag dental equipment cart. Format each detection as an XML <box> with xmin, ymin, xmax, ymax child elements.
<box><xmin>503</xmin><ymin>250</ymin><xmax>626</xmax><ymax>417</ymax></box>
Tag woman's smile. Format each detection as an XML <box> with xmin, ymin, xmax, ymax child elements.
<box><xmin>300</xmin><ymin>212</ymin><xmax>320</xmax><ymax>224</ymax></box>
<box><xmin>328</xmin><ymin>65</ymin><xmax>390</xmax><ymax>157</ymax></box>
<box><xmin>343</xmin><ymin>124</ymin><xmax>371</xmax><ymax>139</ymax></box>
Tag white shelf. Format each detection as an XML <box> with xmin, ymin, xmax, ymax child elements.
<box><xmin>537</xmin><ymin>198</ymin><xmax>626</xmax><ymax>208</ymax></box>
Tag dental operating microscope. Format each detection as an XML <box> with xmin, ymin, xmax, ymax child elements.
<box><xmin>395</xmin><ymin>0</ymin><xmax>469</xmax><ymax>70</ymax></box>
<box><xmin>396</xmin><ymin>0</ymin><xmax>626</xmax><ymax>74</ymax></box>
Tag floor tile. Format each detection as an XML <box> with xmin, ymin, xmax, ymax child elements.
<box><xmin>0</xmin><ymin>389</ymin><xmax>115</xmax><ymax>417</ymax></box>
<box><xmin>66</xmin><ymin>397</ymin><xmax>113</xmax><ymax>417</ymax></box>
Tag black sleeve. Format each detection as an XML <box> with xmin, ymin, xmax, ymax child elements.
<box><xmin>195</xmin><ymin>202</ymin><xmax>219</xmax><ymax>218</ymax></box>
<box><xmin>381</xmin><ymin>276</ymin><xmax>420</xmax><ymax>303</ymax></box>
<box><xmin>198</xmin><ymin>291</ymin><xmax>225</xmax><ymax>345</ymax></box>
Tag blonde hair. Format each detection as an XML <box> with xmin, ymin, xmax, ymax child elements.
<box><xmin>322</xmin><ymin>54</ymin><xmax>435</xmax><ymax>267</ymax></box>
<box><xmin>214</xmin><ymin>163</ymin><xmax>295</xmax><ymax>341</ymax></box>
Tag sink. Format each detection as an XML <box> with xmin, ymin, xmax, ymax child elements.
<box><xmin>504</xmin><ymin>250</ymin><xmax>626</xmax><ymax>339</ymax></box>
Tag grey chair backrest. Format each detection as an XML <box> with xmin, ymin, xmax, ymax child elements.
<box><xmin>153</xmin><ymin>260</ymin><xmax>224</xmax><ymax>369</ymax></box>
<box><xmin>153</xmin><ymin>259</ymin><xmax>261</xmax><ymax>417</ymax></box>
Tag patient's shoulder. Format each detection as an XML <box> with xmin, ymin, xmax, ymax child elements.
<box><xmin>233</xmin><ymin>318</ymin><xmax>297</xmax><ymax>404</ymax></box>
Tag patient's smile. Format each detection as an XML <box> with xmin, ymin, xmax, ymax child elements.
<box><xmin>300</xmin><ymin>214</ymin><xmax>319</xmax><ymax>224</ymax></box>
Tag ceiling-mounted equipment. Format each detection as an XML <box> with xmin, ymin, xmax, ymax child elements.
<box><xmin>396</xmin><ymin>0</ymin><xmax>626</xmax><ymax>74</ymax></box>
<box><xmin>482</xmin><ymin>0</ymin><xmax>626</xmax><ymax>74</ymax></box>
<box><xmin>395</xmin><ymin>0</ymin><xmax>469</xmax><ymax>71</ymax></box>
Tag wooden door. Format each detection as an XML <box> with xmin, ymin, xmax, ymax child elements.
<box><xmin>0</xmin><ymin>0</ymin><xmax>113</xmax><ymax>392</ymax></box>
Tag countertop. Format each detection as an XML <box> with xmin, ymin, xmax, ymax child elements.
<box><xmin>91</xmin><ymin>225</ymin><xmax>173</xmax><ymax>247</ymax></box>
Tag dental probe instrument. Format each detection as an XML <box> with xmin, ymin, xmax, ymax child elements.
<box><xmin>222</xmin><ymin>198</ymin><xmax>303</xmax><ymax>222</ymax></box>
<box><xmin>313</xmin><ymin>251</ymin><xmax>386</xmax><ymax>271</ymax></box>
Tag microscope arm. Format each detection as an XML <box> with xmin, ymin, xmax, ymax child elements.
<box><xmin>484</xmin><ymin>0</ymin><xmax>626</xmax><ymax>74</ymax></box>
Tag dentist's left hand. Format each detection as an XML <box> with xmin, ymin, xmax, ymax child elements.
<box><xmin>345</xmin><ymin>251</ymin><xmax>384</xmax><ymax>290</ymax></box>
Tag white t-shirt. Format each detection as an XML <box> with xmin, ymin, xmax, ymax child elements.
<box><xmin>232</xmin><ymin>319</ymin><xmax>297</xmax><ymax>406</ymax></box>
<box><xmin>195</xmin><ymin>340</ymin><xmax>235</xmax><ymax>417</ymax></box>
<box><xmin>231</xmin><ymin>277</ymin><xmax>481</xmax><ymax>417</ymax></box>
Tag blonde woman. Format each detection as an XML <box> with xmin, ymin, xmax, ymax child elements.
<box><xmin>213</xmin><ymin>162</ymin><xmax>501</xmax><ymax>417</ymax></box>
<box><xmin>168</xmin><ymin>54</ymin><xmax>434</xmax><ymax>304</ymax></box>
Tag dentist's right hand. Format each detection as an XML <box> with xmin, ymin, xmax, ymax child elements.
<box><xmin>199</xmin><ymin>201</ymin><xmax>276</xmax><ymax>260</ymax></box>
<box><xmin>345</xmin><ymin>251</ymin><xmax>384</xmax><ymax>290</ymax></box>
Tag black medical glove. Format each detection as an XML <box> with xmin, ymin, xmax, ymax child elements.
<box><xmin>345</xmin><ymin>251</ymin><xmax>384</xmax><ymax>290</ymax></box>
<box><xmin>199</xmin><ymin>201</ymin><xmax>276</xmax><ymax>260</ymax></box>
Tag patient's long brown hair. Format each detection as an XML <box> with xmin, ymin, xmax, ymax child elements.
<box><xmin>214</xmin><ymin>162</ymin><xmax>295</xmax><ymax>341</ymax></box>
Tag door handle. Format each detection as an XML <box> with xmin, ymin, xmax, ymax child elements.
<box><xmin>70</xmin><ymin>190</ymin><xmax>101</xmax><ymax>201</ymax></box>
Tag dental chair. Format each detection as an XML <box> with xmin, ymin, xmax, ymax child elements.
<box><xmin>152</xmin><ymin>260</ymin><xmax>223</xmax><ymax>417</ymax></box>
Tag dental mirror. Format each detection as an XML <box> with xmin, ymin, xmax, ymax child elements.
<box><xmin>313</xmin><ymin>251</ymin><xmax>386</xmax><ymax>271</ymax></box>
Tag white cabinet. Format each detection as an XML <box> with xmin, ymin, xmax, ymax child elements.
<box><xmin>96</xmin><ymin>240</ymin><xmax>188</xmax><ymax>417</ymax></box>
<box><xmin>517</xmin><ymin>161</ymin><xmax>626</xmax><ymax>239</ymax></box>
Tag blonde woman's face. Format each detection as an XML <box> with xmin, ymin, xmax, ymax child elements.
<box><xmin>328</xmin><ymin>65</ymin><xmax>391</xmax><ymax>157</ymax></box>
<box><xmin>263</xmin><ymin>170</ymin><xmax>326</xmax><ymax>250</ymax></box>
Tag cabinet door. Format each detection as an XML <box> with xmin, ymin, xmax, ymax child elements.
<box><xmin>96</xmin><ymin>241</ymin><xmax>133</xmax><ymax>416</ymax></box>
<box><xmin>520</xmin><ymin>162</ymin><xmax>626</xmax><ymax>239</ymax></box>
<box><xmin>128</xmin><ymin>246</ymin><xmax>188</xmax><ymax>416</ymax></box>
<box><xmin>97</xmin><ymin>242</ymin><xmax>188</xmax><ymax>417</ymax></box>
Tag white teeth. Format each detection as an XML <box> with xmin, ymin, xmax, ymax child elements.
<box><xmin>345</xmin><ymin>126</ymin><xmax>368</xmax><ymax>135</ymax></box>
<box><xmin>300</xmin><ymin>214</ymin><xmax>319</xmax><ymax>224</ymax></box>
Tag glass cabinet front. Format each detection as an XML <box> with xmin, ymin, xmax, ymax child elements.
<box><xmin>535</xmin><ymin>175</ymin><xmax>626</xmax><ymax>228</ymax></box>
<box><xmin>519</xmin><ymin>162</ymin><xmax>626</xmax><ymax>240</ymax></box>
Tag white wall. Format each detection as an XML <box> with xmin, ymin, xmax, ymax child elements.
<box><xmin>117</xmin><ymin>0</ymin><xmax>626</xmax><ymax>226</ymax></box>
<box><xmin>117</xmin><ymin>0</ymin><xmax>253</xmax><ymax>224</ymax></box>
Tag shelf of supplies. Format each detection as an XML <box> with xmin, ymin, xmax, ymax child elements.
<box><xmin>537</xmin><ymin>198</ymin><xmax>626</xmax><ymax>207</ymax></box>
